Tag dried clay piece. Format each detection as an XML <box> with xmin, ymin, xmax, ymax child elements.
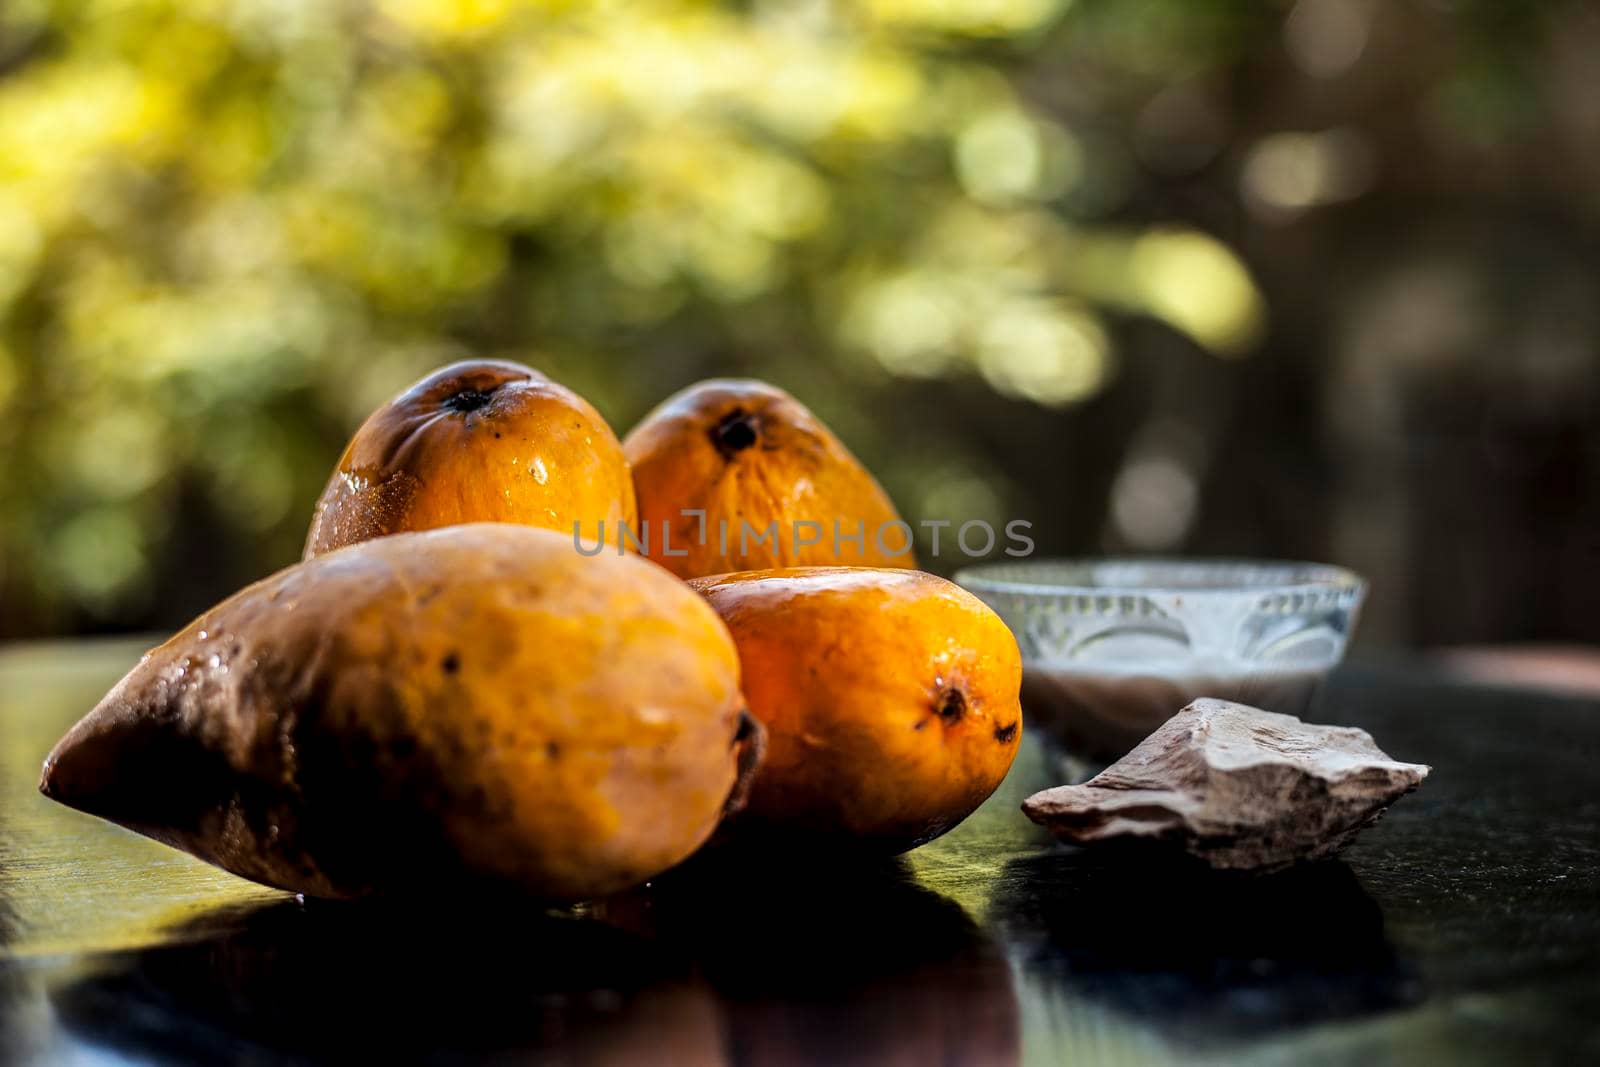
<box><xmin>1022</xmin><ymin>699</ymin><xmax>1429</xmax><ymax>872</ymax></box>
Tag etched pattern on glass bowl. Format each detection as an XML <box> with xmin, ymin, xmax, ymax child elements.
<box><xmin>953</xmin><ymin>559</ymin><xmax>1366</xmax><ymax>760</ymax></box>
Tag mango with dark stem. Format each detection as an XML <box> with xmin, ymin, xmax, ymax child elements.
<box><xmin>623</xmin><ymin>379</ymin><xmax>914</xmax><ymax>578</ymax></box>
<box><xmin>690</xmin><ymin>567</ymin><xmax>1021</xmax><ymax>852</ymax></box>
<box><xmin>305</xmin><ymin>359</ymin><xmax>636</xmax><ymax>557</ymax></box>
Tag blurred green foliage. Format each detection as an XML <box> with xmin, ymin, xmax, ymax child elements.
<box><xmin>0</xmin><ymin>0</ymin><xmax>1273</xmax><ymax>632</ymax></box>
<box><xmin>0</xmin><ymin>0</ymin><xmax>1585</xmax><ymax>638</ymax></box>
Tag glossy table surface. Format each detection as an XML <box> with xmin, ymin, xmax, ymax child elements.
<box><xmin>2</xmin><ymin>640</ymin><xmax>1598</xmax><ymax>1065</ymax></box>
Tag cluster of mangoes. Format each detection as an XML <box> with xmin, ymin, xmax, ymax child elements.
<box><xmin>41</xmin><ymin>361</ymin><xmax>1023</xmax><ymax>900</ymax></box>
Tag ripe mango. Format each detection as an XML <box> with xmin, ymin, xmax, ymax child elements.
<box><xmin>305</xmin><ymin>360</ymin><xmax>636</xmax><ymax>557</ymax></box>
<box><xmin>690</xmin><ymin>567</ymin><xmax>1022</xmax><ymax>852</ymax></box>
<box><xmin>623</xmin><ymin>379</ymin><xmax>914</xmax><ymax>578</ymax></box>
<box><xmin>40</xmin><ymin>524</ymin><xmax>762</xmax><ymax>900</ymax></box>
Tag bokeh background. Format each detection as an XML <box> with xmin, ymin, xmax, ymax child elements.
<box><xmin>2</xmin><ymin>0</ymin><xmax>1598</xmax><ymax>654</ymax></box>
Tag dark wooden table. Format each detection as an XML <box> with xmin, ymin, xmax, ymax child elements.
<box><xmin>3</xmin><ymin>640</ymin><xmax>1598</xmax><ymax>1064</ymax></box>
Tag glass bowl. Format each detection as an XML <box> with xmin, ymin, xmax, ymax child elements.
<box><xmin>953</xmin><ymin>558</ymin><xmax>1367</xmax><ymax>760</ymax></box>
